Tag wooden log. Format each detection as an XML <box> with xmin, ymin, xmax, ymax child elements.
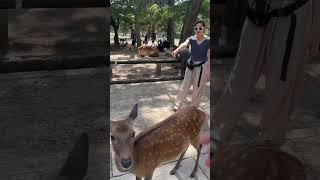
<box><xmin>110</xmin><ymin>76</ymin><xmax>184</xmax><ymax>84</ymax></box>
<box><xmin>155</xmin><ymin>64</ymin><xmax>161</xmax><ymax>77</ymax></box>
<box><xmin>111</xmin><ymin>59</ymin><xmax>179</xmax><ymax>64</ymax></box>
<box><xmin>22</xmin><ymin>0</ymin><xmax>108</xmax><ymax>8</ymax></box>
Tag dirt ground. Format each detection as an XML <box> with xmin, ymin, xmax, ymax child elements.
<box><xmin>0</xmin><ymin>68</ymin><xmax>108</xmax><ymax>180</ymax></box>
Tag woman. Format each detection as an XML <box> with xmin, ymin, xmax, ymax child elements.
<box><xmin>171</xmin><ymin>19</ymin><xmax>210</xmax><ymax>111</ymax></box>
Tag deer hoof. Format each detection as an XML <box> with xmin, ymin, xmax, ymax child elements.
<box><xmin>170</xmin><ymin>169</ymin><xmax>177</xmax><ymax>175</ymax></box>
<box><xmin>190</xmin><ymin>172</ymin><xmax>196</xmax><ymax>178</ymax></box>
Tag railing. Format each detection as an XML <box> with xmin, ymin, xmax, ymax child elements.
<box><xmin>111</xmin><ymin>58</ymin><xmax>184</xmax><ymax>84</ymax></box>
<box><xmin>110</xmin><ymin>57</ymin><xmax>235</xmax><ymax>84</ymax></box>
<box><xmin>0</xmin><ymin>0</ymin><xmax>108</xmax><ymax>55</ymax></box>
<box><xmin>21</xmin><ymin>0</ymin><xmax>107</xmax><ymax>8</ymax></box>
<box><xmin>0</xmin><ymin>0</ymin><xmax>107</xmax><ymax>8</ymax></box>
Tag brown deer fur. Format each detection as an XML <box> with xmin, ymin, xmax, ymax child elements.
<box><xmin>138</xmin><ymin>46</ymin><xmax>159</xmax><ymax>57</ymax></box>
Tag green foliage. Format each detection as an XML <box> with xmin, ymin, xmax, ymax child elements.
<box><xmin>140</xmin><ymin>4</ymin><xmax>174</xmax><ymax>32</ymax></box>
<box><xmin>173</xmin><ymin>0</ymin><xmax>210</xmax><ymax>36</ymax></box>
<box><xmin>111</xmin><ymin>0</ymin><xmax>210</xmax><ymax>36</ymax></box>
<box><xmin>110</xmin><ymin>0</ymin><xmax>135</xmax><ymax>33</ymax></box>
<box><xmin>199</xmin><ymin>0</ymin><xmax>210</xmax><ymax>32</ymax></box>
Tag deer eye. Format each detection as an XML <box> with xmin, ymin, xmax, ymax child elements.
<box><xmin>132</xmin><ymin>131</ymin><xmax>135</xmax><ymax>137</ymax></box>
<box><xmin>111</xmin><ymin>135</ymin><xmax>115</xmax><ymax>141</ymax></box>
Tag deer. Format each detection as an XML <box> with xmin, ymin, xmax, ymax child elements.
<box><xmin>138</xmin><ymin>46</ymin><xmax>159</xmax><ymax>57</ymax></box>
<box><xmin>212</xmin><ymin>142</ymin><xmax>306</xmax><ymax>180</ymax></box>
<box><xmin>110</xmin><ymin>104</ymin><xmax>206</xmax><ymax>180</ymax></box>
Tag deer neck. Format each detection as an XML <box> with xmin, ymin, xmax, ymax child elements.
<box><xmin>130</xmin><ymin>143</ymin><xmax>144</xmax><ymax>173</ymax></box>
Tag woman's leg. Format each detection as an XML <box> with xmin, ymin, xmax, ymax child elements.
<box><xmin>191</xmin><ymin>62</ymin><xmax>208</xmax><ymax>108</ymax></box>
<box><xmin>174</xmin><ymin>68</ymin><xmax>194</xmax><ymax>107</ymax></box>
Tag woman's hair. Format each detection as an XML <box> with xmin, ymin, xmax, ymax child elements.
<box><xmin>195</xmin><ymin>19</ymin><xmax>205</xmax><ymax>28</ymax></box>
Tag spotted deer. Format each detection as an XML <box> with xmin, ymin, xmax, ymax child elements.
<box><xmin>138</xmin><ymin>46</ymin><xmax>159</xmax><ymax>57</ymax></box>
<box><xmin>110</xmin><ymin>104</ymin><xmax>206</xmax><ymax>180</ymax></box>
<box><xmin>213</xmin><ymin>142</ymin><xmax>306</xmax><ymax>180</ymax></box>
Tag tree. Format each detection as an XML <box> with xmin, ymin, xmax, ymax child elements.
<box><xmin>111</xmin><ymin>16</ymin><xmax>120</xmax><ymax>47</ymax></box>
<box><xmin>179</xmin><ymin>0</ymin><xmax>204</xmax><ymax>44</ymax></box>
<box><xmin>110</xmin><ymin>0</ymin><xmax>135</xmax><ymax>46</ymax></box>
<box><xmin>110</xmin><ymin>0</ymin><xmax>208</xmax><ymax>47</ymax></box>
<box><xmin>167</xmin><ymin>0</ymin><xmax>175</xmax><ymax>46</ymax></box>
<box><xmin>140</xmin><ymin>4</ymin><xmax>173</xmax><ymax>32</ymax></box>
<box><xmin>198</xmin><ymin>0</ymin><xmax>210</xmax><ymax>32</ymax></box>
<box><xmin>133</xmin><ymin>0</ymin><xmax>144</xmax><ymax>46</ymax></box>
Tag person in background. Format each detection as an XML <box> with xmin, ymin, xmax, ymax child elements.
<box><xmin>130</xmin><ymin>29</ymin><xmax>136</xmax><ymax>46</ymax></box>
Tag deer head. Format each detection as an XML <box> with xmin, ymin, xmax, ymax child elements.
<box><xmin>110</xmin><ymin>104</ymin><xmax>138</xmax><ymax>171</ymax></box>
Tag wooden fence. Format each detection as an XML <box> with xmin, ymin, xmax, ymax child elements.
<box><xmin>0</xmin><ymin>0</ymin><xmax>108</xmax><ymax>55</ymax></box>
<box><xmin>110</xmin><ymin>58</ymin><xmax>184</xmax><ymax>84</ymax></box>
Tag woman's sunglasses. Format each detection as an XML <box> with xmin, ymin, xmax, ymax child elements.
<box><xmin>194</xmin><ymin>27</ymin><xmax>204</xmax><ymax>31</ymax></box>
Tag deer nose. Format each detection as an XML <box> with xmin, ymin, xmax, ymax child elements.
<box><xmin>120</xmin><ymin>158</ymin><xmax>132</xmax><ymax>169</ymax></box>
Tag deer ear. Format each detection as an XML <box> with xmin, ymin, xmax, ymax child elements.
<box><xmin>128</xmin><ymin>104</ymin><xmax>138</xmax><ymax>121</ymax></box>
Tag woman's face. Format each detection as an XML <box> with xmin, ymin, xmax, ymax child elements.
<box><xmin>194</xmin><ymin>23</ymin><xmax>205</xmax><ymax>36</ymax></box>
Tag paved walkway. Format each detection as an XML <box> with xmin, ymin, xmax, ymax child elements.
<box><xmin>110</xmin><ymin>81</ymin><xmax>211</xmax><ymax>180</ymax></box>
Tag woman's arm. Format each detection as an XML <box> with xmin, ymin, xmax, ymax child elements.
<box><xmin>172</xmin><ymin>38</ymin><xmax>191</xmax><ymax>58</ymax></box>
<box><xmin>206</xmin><ymin>48</ymin><xmax>211</xmax><ymax>81</ymax></box>
<box><xmin>207</xmin><ymin>48</ymin><xmax>210</xmax><ymax>64</ymax></box>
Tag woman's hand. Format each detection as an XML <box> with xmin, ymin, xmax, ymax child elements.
<box><xmin>172</xmin><ymin>39</ymin><xmax>190</xmax><ymax>58</ymax></box>
<box><xmin>171</xmin><ymin>50</ymin><xmax>178</xmax><ymax>58</ymax></box>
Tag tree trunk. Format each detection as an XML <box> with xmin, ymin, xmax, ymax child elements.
<box><xmin>167</xmin><ymin>0</ymin><xmax>175</xmax><ymax>46</ymax></box>
<box><xmin>111</xmin><ymin>16</ymin><xmax>120</xmax><ymax>47</ymax></box>
<box><xmin>134</xmin><ymin>11</ymin><xmax>142</xmax><ymax>46</ymax></box>
<box><xmin>134</xmin><ymin>0</ymin><xmax>149</xmax><ymax>47</ymax></box>
<box><xmin>147</xmin><ymin>26</ymin><xmax>151</xmax><ymax>40</ymax></box>
<box><xmin>151</xmin><ymin>25</ymin><xmax>155</xmax><ymax>34</ymax></box>
<box><xmin>179</xmin><ymin>0</ymin><xmax>203</xmax><ymax>45</ymax></box>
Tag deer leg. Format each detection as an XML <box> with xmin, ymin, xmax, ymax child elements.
<box><xmin>190</xmin><ymin>135</ymin><xmax>203</xmax><ymax>178</ymax></box>
<box><xmin>144</xmin><ymin>172</ymin><xmax>154</xmax><ymax>180</ymax></box>
<box><xmin>170</xmin><ymin>148</ymin><xmax>188</xmax><ymax>175</ymax></box>
<box><xmin>190</xmin><ymin>144</ymin><xmax>202</xmax><ymax>178</ymax></box>
<box><xmin>136</xmin><ymin>177</ymin><xmax>142</xmax><ymax>180</ymax></box>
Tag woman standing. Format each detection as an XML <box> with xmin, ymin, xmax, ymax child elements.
<box><xmin>172</xmin><ymin>19</ymin><xmax>210</xmax><ymax>111</ymax></box>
